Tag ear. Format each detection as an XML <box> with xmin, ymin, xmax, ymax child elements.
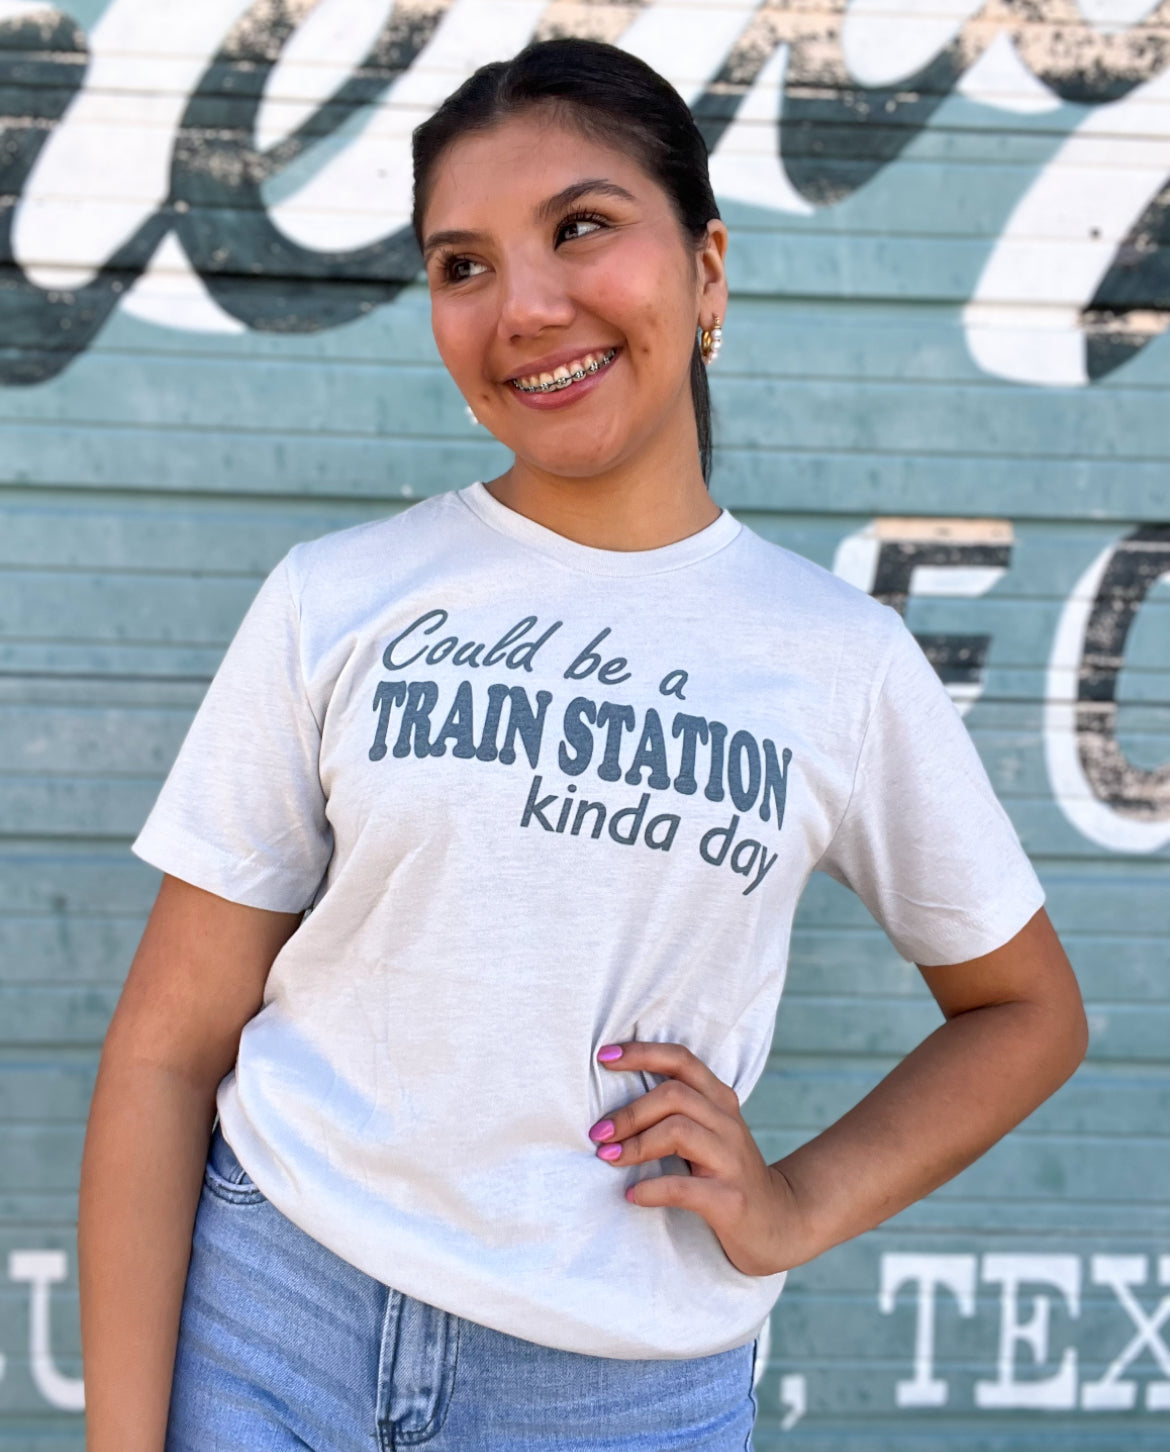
<box><xmin>696</xmin><ymin>218</ymin><xmax>729</xmax><ymax>325</ymax></box>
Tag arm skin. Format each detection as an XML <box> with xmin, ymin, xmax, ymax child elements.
<box><xmin>79</xmin><ymin>875</ymin><xmax>301</xmax><ymax>1452</ymax></box>
<box><xmin>593</xmin><ymin>907</ymin><xmax>1090</xmax><ymax>1277</ymax></box>
<box><xmin>771</xmin><ymin>905</ymin><xmax>1090</xmax><ymax>1267</ymax></box>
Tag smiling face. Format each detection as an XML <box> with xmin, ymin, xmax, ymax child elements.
<box><xmin>420</xmin><ymin>107</ymin><xmax>728</xmax><ymax>487</ymax></box>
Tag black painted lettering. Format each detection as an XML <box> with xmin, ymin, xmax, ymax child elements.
<box><xmin>1074</xmin><ymin>526</ymin><xmax>1170</xmax><ymax>820</ymax></box>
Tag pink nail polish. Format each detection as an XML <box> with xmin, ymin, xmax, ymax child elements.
<box><xmin>625</xmin><ymin>1186</ymin><xmax>637</xmax><ymax>1202</ymax></box>
<box><xmin>598</xmin><ymin>1143</ymin><xmax>622</xmax><ymax>1161</ymax></box>
<box><xmin>589</xmin><ymin>1120</ymin><xmax>615</xmax><ymax>1142</ymax></box>
<box><xmin>597</xmin><ymin>1045</ymin><xmax>623</xmax><ymax>1061</ymax></box>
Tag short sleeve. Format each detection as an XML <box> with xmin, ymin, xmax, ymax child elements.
<box><xmin>131</xmin><ymin>551</ymin><xmax>332</xmax><ymax>913</ymax></box>
<box><xmin>817</xmin><ymin>617</ymin><xmax>1045</xmax><ymax>966</ymax></box>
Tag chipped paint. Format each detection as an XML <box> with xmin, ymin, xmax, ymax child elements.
<box><xmin>1</xmin><ymin>0</ymin><xmax>1169</xmax><ymax>382</ymax></box>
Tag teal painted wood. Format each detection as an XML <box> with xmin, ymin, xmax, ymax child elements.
<box><xmin>5</xmin><ymin>424</ymin><xmax>1169</xmax><ymax>522</ymax></box>
<box><xmin>0</xmin><ymin>1429</ymin><xmax>81</xmax><ymax>1449</ymax></box>
<box><xmin>3</xmin><ymin>500</ymin><xmax>1167</xmax><ymax>612</ymax></box>
<box><xmin>31</xmin><ymin>297</ymin><xmax>1163</xmax><ymax>390</ymax></box>
<box><xmin>1</xmin><ymin>0</ymin><xmax>1169</xmax><ymax>1441</ymax></box>
<box><xmin>7</xmin><ymin>358</ymin><xmax>1170</xmax><ymax>461</ymax></box>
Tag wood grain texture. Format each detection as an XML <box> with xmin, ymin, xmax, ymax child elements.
<box><xmin>0</xmin><ymin>0</ymin><xmax>1168</xmax><ymax>1438</ymax></box>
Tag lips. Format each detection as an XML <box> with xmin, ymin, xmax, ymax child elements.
<box><xmin>508</xmin><ymin>347</ymin><xmax>619</xmax><ymax>394</ymax></box>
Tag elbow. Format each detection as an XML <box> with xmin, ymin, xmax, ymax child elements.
<box><xmin>1053</xmin><ymin>984</ymin><xmax>1091</xmax><ymax>1088</ymax></box>
<box><xmin>1069</xmin><ymin>995</ymin><xmax>1091</xmax><ymax>1074</ymax></box>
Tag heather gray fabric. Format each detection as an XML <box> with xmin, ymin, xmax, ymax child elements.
<box><xmin>134</xmin><ymin>481</ymin><xmax>1044</xmax><ymax>1358</ymax></box>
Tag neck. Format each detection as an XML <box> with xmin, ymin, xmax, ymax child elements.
<box><xmin>483</xmin><ymin>400</ymin><xmax>720</xmax><ymax>552</ymax></box>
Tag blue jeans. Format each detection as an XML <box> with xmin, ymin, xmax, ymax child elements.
<box><xmin>165</xmin><ymin>1121</ymin><xmax>761</xmax><ymax>1450</ymax></box>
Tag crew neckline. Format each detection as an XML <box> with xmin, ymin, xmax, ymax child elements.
<box><xmin>456</xmin><ymin>480</ymin><xmax>742</xmax><ymax>577</ymax></box>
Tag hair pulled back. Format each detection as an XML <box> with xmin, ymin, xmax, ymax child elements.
<box><xmin>411</xmin><ymin>38</ymin><xmax>721</xmax><ymax>484</ymax></box>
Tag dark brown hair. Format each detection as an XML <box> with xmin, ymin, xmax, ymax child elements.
<box><xmin>411</xmin><ymin>37</ymin><xmax>721</xmax><ymax>483</ymax></box>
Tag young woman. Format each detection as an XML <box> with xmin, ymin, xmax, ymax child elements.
<box><xmin>78</xmin><ymin>37</ymin><xmax>1089</xmax><ymax>1452</ymax></box>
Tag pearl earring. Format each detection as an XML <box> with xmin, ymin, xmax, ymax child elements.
<box><xmin>465</xmin><ymin>404</ymin><xmax>481</xmax><ymax>426</ymax></box>
<box><xmin>699</xmin><ymin>317</ymin><xmax>723</xmax><ymax>366</ymax></box>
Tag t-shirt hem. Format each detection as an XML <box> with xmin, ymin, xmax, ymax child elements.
<box><xmin>131</xmin><ymin>818</ymin><xmax>318</xmax><ymax>914</ymax></box>
<box><xmin>899</xmin><ymin>878</ymin><xmax>1047</xmax><ymax>968</ymax></box>
<box><xmin>217</xmin><ymin>1080</ymin><xmax>785</xmax><ymax>1359</ymax></box>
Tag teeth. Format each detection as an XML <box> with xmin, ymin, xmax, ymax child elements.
<box><xmin>511</xmin><ymin>348</ymin><xmax>617</xmax><ymax>393</ymax></box>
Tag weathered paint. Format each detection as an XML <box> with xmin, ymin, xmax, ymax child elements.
<box><xmin>0</xmin><ymin>0</ymin><xmax>1167</xmax><ymax>1444</ymax></box>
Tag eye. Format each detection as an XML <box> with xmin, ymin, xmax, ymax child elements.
<box><xmin>556</xmin><ymin>211</ymin><xmax>607</xmax><ymax>244</ymax></box>
<box><xmin>438</xmin><ymin>255</ymin><xmax>488</xmax><ymax>284</ymax></box>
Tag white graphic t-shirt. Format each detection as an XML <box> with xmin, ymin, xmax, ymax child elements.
<box><xmin>132</xmin><ymin>481</ymin><xmax>1045</xmax><ymax>1359</ymax></box>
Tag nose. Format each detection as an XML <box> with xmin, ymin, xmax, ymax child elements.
<box><xmin>495</xmin><ymin>246</ymin><xmax>575</xmax><ymax>341</ymax></box>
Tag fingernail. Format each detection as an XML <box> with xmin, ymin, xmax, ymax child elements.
<box><xmin>625</xmin><ymin>1186</ymin><xmax>637</xmax><ymax>1202</ymax></box>
<box><xmin>589</xmin><ymin>1120</ymin><xmax>615</xmax><ymax>1142</ymax></box>
<box><xmin>597</xmin><ymin>1045</ymin><xmax>623</xmax><ymax>1061</ymax></box>
<box><xmin>598</xmin><ymin>1143</ymin><xmax>622</xmax><ymax>1161</ymax></box>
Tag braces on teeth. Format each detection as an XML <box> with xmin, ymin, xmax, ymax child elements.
<box><xmin>511</xmin><ymin>348</ymin><xmax>617</xmax><ymax>393</ymax></box>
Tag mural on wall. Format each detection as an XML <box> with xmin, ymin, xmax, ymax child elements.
<box><xmin>1</xmin><ymin>0</ymin><xmax>1169</xmax><ymax>385</ymax></box>
<box><xmin>835</xmin><ymin>518</ymin><xmax>1170</xmax><ymax>852</ymax></box>
<box><xmin>9</xmin><ymin>1235</ymin><xmax>1170</xmax><ymax>1421</ymax></box>
<box><xmin>880</xmin><ymin>1251</ymin><xmax>1170</xmax><ymax>1414</ymax></box>
<box><xmin>1046</xmin><ymin>525</ymin><xmax>1170</xmax><ymax>851</ymax></box>
<box><xmin>832</xmin><ymin>517</ymin><xmax>1015</xmax><ymax>717</ymax></box>
<box><xmin>0</xmin><ymin>0</ymin><xmax>1166</xmax><ymax>856</ymax></box>
<box><xmin>1</xmin><ymin>0</ymin><xmax>1169</xmax><ymax>1434</ymax></box>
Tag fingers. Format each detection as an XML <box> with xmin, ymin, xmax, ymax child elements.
<box><xmin>595</xmin><ymin>1112</ymin><xmax>729</xmax><ymax>1175</ymax></box>
<box><xmin>590</xmin><ymin>1076</ymin><xmax>725</xmax><ymax>1148</ymax></box>
<box><xmin>596</xmin><ymin>1040</ymin><xmax>740</xmax><ymax>1115</ymax></box>
<box><xmin>591</xmin><ymin>1041</ymin><xmax>752</xmax><ymax>1226</ymax></box>
<box><xmin>626</xmin><ymin>1173</ymin><xmax>742</xmax><ymax>1220</ymax></box>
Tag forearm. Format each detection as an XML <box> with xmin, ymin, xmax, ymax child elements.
<box><xmin>769</xmin><ymin>995</ymin><xmax>1087</xmax><ymax>1268</ymax></box>
<box><xmin>79</xmin><ymin>1048</ymin><xmax>217</xmax><ymax>1452</ymax></box>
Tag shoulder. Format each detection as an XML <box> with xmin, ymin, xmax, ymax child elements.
<box><xmin>730</xmin><ymin>521</ymin><xmax>903</xmax><ymax>655</ymax></box>
<box><xmin>282</xmin><ymin>491</ymin><xmax>467</xmax><ymax>598</ymax></box>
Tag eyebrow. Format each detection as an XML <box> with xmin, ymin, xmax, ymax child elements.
<box><xmin>535</xmin><ymin>178</ymin><xmax>637</xmax><ymax>221</ymax></box>
<box><xmin>422</xmin><ymin>178</ymin><xmax>637</xmax><ymax>259</ymax></box>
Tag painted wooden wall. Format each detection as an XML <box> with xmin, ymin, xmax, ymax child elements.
<box><xmin>2</xmin><ymin>0</ymin><xmax>1169</xmax><ymax>1445</ymax></box>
